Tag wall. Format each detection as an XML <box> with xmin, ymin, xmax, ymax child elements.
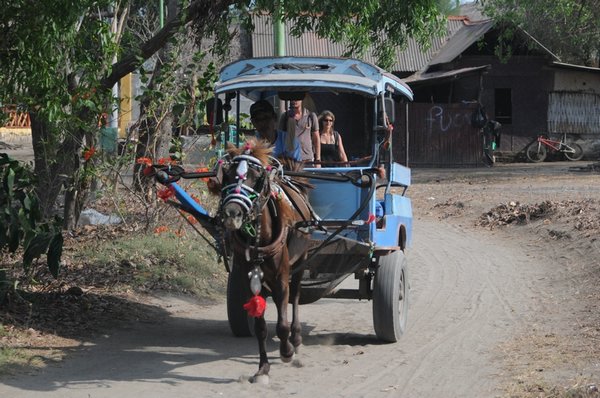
<box><xmin>553</xmin><ymin>69</ymin><xmax>600</xmax><ymax>92</ymax></box>
<box><xmin>395</xmin><ymin>102</ymin><xmax>482</xmax><ymax>167</ymax></box>
<box><xmin>436</xmin><ymin>55</ymin><xmax>553</xmax><ymax>153</ymax></box>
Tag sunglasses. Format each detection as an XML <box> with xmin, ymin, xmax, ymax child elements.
<box><xmin>323</xmin><ymin>119</ymin><xmax>333</xmax><ymax>122</ymax></box>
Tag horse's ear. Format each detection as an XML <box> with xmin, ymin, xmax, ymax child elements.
<box><xmin>207</xmin><ymin>162</ymin><xmax>224</xmax><ymax>195</ymax></box>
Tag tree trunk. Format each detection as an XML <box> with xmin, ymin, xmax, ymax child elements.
<box><xmin>30</xmin><ymin>112</ymin><xmax>86</xmax><ymax>229</ymax></box>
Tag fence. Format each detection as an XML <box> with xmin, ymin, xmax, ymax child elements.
<box><xmin>395</xmin><ymin>102</ymin><xmax>482</xmax><ymax>167</ymax></box>
<box><xmin>1</xmin><ymin>106</ymin><xmax>31</xmax><ymax>128</ymax></box>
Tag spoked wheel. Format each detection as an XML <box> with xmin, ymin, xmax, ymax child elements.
<box><xmin>564</xmin><ymin>143</ymin><xmax>584</xmax><ymax>161</ymax></box>
<box><xmin>226</xmin><ymin>258</ymin><xmax>255</xmax><ymax>337</ymax></box>
<box><xmin>526</xmin><ymin>142</ymin><xmax>547</xmax><ymax>162</ymax></box>
<box><xmin>372</xmin><ymin>250</ymin><xmax>409</xmax><ymax>342</ymax></box>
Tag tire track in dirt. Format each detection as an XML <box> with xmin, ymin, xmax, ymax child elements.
<box><xmin>0</xmin><ymin>217</ymin><xmax>558</xmax><ymax>398</ymax></box>
<box><xmin>359</xmin><ymin>219</ymin><xmax>542</xmax><ymax>397</ymax></box>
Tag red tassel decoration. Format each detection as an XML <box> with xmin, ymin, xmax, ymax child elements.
<box><xmin>243</xmin><ymin>295</ymin><xmax>266</xmax><ymax>318</ymax></box>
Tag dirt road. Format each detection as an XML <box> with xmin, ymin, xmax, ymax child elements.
<box><xmin>2</xmin><ymin>161</ymin><xmax>599</xmax><ymax>397</ymax></box>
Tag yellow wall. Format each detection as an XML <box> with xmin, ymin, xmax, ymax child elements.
<box><xmin>119</xmin><ymin>73</ymin><xmax>133</xmax><ymax>138</ymax></box>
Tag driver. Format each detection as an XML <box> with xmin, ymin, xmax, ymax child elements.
<box><xmin>250</xmin><ymin>100</ymin><xmax>301</xmax><ymax>161</ymax></box>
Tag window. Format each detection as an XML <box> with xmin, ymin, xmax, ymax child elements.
<box><xmin>494</xmin><ymin>88</ymin><xmax>512</xmax><ymax>124</ymax></box>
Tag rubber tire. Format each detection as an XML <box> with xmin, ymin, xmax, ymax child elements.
<box><xmin>526</xmin><ymin>142</ymin><xmax>547</xmax><ymax>163</ymax></box>
<box><xmin>373</xmin><ymin>250</ymin><xmax>409</xmax><ymax>343</ymax></box>
<box><xmin>483</xmin><ymin>149</ymin><xmax>494</xmax><ymax>166</ymax></box>
<box><xmin>564</xmin><ymin>143</ymin><xmax>584</xmax><ymax>161</ymax></box>
<box><xmin>226</xmin><ymin>259</ymin><xmax>255</xmax><ymax>337</ymax></box>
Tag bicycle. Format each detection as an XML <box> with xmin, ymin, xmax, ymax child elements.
<box><xmin>525</xmin><ymin>133</ymin><xmax>583</xmax><ymax>162</ymax></box>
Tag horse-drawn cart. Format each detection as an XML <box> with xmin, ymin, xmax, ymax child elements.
<box><xmin>148</xmin><ymin>57</ymin><xmax>414</xmax><ymax>379</ymax></box>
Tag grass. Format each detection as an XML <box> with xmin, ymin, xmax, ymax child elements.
<box><xmin>499</xmin><ymin>331</ymin><xmax>600</xmax><ymax>398</ymax></box>
<box><xmin>0</xmin><ymin>224</ymin><xmax>228</xmax><ymax>375</ymax></box>
<box><xmin>0</xmin><ymin>324</ymin><xmax>50</xmax><ymax>375</ymax></box>
<box><xmin>74</xmin><ymin>229</ymin><xmax>228</xmax><ymax>299</ymax></box>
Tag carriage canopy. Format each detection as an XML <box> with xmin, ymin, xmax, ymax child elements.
<box><xmin>214</xmin><ymin>56</ymin><xmax>413</xmax><ymax>101</ymax></box>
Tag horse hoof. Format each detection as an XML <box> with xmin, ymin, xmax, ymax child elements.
<box><xmin>281</xmin><ymin>353</ymin><xmax>294</xmax><ymax>363</ymax></box>
<box><xmin>250</xmin><ymin>374</ymin><xmax>269</xmax><ymax>385</ymax></box>
<box><xmin>292</xmin><ymin>359</ymin><xmax>303</xmax><ymax>368</ymax></box>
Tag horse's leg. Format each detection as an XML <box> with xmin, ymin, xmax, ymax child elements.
<box><xmin>272</xmin><ymin>255</ymin><xmax>294</xmax><ymax>362</ymax></box>
<box><xmin>252</xmin><ymin>315</ymin><xmax>270</xmax><ymax>382</ymax></box>
<box><xmin>289</xmin><ymin>270</ymin><xmax>302</xmax><ymax>352</ymax></box>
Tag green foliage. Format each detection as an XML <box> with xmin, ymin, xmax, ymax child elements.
<box><xmin>0</xmin><ymin>154</ymin><xmax>63</xmax><ymax>278</ymax></box>
<box><xmin>482</xmin><ymin>0</ymin><xmax>600</xmax><ymax>65</ymax></box>
<box><xmin>1</xmin><ymin>0</ymin><xmax>447</xmax><ymax>248</ymax></box>
<box><xmin>1</xmin><ymin>0</ymin><xmax>448</xmax><ymax>228</ymax></box>
<box><xmin>0</xmin><ymin>0</ymin><xmax>115</xmax><ymax>118</ymax></box>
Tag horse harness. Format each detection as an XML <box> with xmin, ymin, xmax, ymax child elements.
<box><xmin>217</xmin><ymin>152</ymin><xmax>313</xmax><ymax>267</ymax></box>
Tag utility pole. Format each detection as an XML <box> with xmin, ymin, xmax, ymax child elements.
<box><xmin>160</xmin><ymin>0</ymin><xmax>164</xmax><ymax>28</ymax></box>
<box><xmin>273</xmin><ymin>0</ymin><xmax>285</xmax><ymax>56</ymax></box>
<box><xmin>274</xmin><ymin>0</ymin><xmax>285</xmax><ymax>113</ymax></box>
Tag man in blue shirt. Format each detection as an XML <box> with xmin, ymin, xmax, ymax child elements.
<box><xmin>250</xmin><ymin>100</ymin><xmax>301</xmax><ymax>161</ymax></box>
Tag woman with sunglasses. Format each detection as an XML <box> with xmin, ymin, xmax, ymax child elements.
<box><xmin>318</xmin><ymin>110</ymin><xmax>348</xmax><ymax>167</ymax></box>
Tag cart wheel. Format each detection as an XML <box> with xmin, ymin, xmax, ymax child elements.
<box><xmin>564</xmin><ymin>143</ymin><xmax>584</xmax><ymax>161</ymax></box>
<box><xmin>373</xmin><ymin>250</ymin><xmax>409</xmax><ymax>342</ymax></box>
<box><xmin>226</xmin><ymin>259</ymin><xmax>255</xmax><ymax>337</ymax></box>
<box><xmin>526</xmin><ymin>142</ymin><xmax>547</xmax><ymax>162</ymax></box>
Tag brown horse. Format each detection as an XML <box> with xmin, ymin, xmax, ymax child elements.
<box><xmin>208</xmin><ymin>138</ymin><xmax>314</xmax><ymax>383</ymax></box>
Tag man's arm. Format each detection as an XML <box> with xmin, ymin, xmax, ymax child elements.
<box><xmin>278</xmin><ymin>113</ymin><xmax>287</xmax><ymax>131</ymax></box>
<box><xmin>310</xmin><ymin>112</ymin><xmax>320</xmax><ymax>162</ymax></box>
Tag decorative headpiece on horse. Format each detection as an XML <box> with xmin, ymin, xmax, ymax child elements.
<box><xmin>216</xmin><ymin>139</ymin><xmax>277</xmax><ymax>226</ymax></box>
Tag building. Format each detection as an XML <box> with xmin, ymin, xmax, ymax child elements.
<box><xmin>250</xmin><ymin>11</ymin><xmax>600</xmax><ymax>166</ymax></box>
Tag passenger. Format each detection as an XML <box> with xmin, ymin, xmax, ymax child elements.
<box><xmin>250</xmin><ymin>100</ymin><xmax>301</xmax><ymax>161</ymax></box>
<box><xmin>318</xmin><ymin>110</ymin><xmax>348</xmax><ymax>167</ymax></box>
<box><xmin>279</xmin><ymin>97</ymin><xmax>320</xmax><ymax>165</ymax></box>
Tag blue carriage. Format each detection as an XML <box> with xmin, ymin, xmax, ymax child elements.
<box><xmin>157</xmin><ymin>57</ymin><xmax>413</xmax><ymax>344</ymax></box>
<box><xmin>216</xmin><ymin>57</ymin><xmax>413</xmax><ymax>342</ymax></box>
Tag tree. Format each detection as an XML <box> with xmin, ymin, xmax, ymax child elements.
<box><xmin>480</xmin><ymin>0</ymin><xmax>600</xmax><ymax>66</ymax></box>
<box><xmin>1</xmin><ymin>0</ymin><xmax>446</xmax><ymax>232</ymax></box>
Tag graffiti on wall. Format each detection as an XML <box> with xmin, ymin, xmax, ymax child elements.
<box><xmin>425</xmin><ymin>105</ymin><xmax>472</xmax><ymax>133</ymax></box>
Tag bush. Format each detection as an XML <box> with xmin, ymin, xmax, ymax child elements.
<box><xmin>0</xmin><ymin>154</ymin><xmax>63</xmax><ymax>301</ymax></box>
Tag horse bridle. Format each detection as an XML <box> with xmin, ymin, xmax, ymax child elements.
<box><xmin>218</xmin><ymin>153</ymin><xmax>274</xmax><ymax>230</ymax></box>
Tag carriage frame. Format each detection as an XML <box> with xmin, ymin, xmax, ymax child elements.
<box><xmin>159</xmin><ymin>57</ymin><xmax>414</xmax><ymax>343</ymax></box>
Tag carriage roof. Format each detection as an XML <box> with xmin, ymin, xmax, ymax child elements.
<box><xmin>214</xmin><ymin>57</ymin><xmax>413</xmax><ymax>101</ymax></box>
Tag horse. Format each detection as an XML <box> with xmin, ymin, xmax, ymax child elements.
<box><xmin>208</xmin><ymin>138</ymin><xmax>314</xmax><ymax>383</ymax></box>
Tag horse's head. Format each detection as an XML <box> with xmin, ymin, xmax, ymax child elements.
<box><xmin>214</xmin><ymin>139</ymin><xmax>275</xmax><ymax>232</ymax></box>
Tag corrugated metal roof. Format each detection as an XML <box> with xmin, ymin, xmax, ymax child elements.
<box><xmin>550</xmin><ymin>61</ymin><xmax>600</xmax><ymax>73</ymax></box>
<box><xmin>405</xmin><ymin>65</ymin><xmax>490</xmax><ymax>85</ymax></box>
<box><xmin>427</xmin><ymin>20</ymin><xmax>495</xmax><ymax>66</ymax></box>
<box><xmin>251</xmin><ymin>14</ymin><xmax>465</xmax><ymax>73</ymax></box>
